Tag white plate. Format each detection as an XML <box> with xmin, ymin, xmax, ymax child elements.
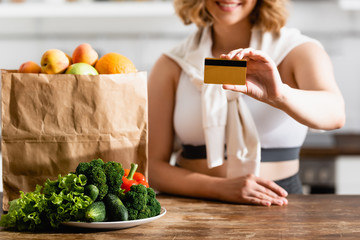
<box><xmin>62</xmin><ymin>207</ymin><xmax>166</xmax><ymax>229</ymax></box>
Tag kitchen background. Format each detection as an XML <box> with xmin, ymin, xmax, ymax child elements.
<box><xmin>0</xmin><ymin>0</ymin><xmax>359</xmax><ymax>194</ymax></box>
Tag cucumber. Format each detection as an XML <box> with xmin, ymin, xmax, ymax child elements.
<box><xmin>84</xmin><ymin>201</ymin><xmax>106</xmax><ymax>222</ymax></box>
<box><xmin>104</xmin><ymin>194</ymin><xmax>128</xmax><ymax>221</ymax></box>
<box><xmin>84</xmin><ymin>184</ymin><xmax>99</xmax><ymax>201</ymax></box>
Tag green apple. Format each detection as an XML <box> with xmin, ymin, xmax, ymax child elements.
<box><xmin>65</xmin><ymin>63</ymin><xmax>99</xmax><ymax>75</ymax></box>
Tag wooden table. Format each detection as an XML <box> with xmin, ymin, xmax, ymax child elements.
<box><xmin>1</xmin><ymin>193</ymin><xmax>360</xmax><ymax>239</ymax></box>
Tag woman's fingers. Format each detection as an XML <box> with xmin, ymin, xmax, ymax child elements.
<box><xmin>246</xmin><ymin>197</ymin><xmax>272</xmax><ymax>206</ymax></box>
<box><xmin>219</xmin><ymin>174</ymin><xmax>288</xmax><ymax>206</ymax></box>
<box><xmin>253</xmin><ymin>190</ymin><xmax>287</xmax><ymax>206</ymax></box>
<box><xmin>255</xmin><ymin>184</ymin><xmax>282</xmax><ymax>199</ymax></box>
<box><xmin>222</xmin><ymin>84</ymin><xmax>247</xmax><ymax>93</ymax></box>
<box><xmin>220</xmin><ymin>48</ymin><xmax>245</xmax><ymax>59</ymax></box>
<box><xmin>256</xmin><ymin>176</ymin><xmax>288</xmax><ymax>197</ymax></box>
<box><xmin>240</xmin><ymin>174</ymin><xmax>289</xmax><ymax>206</ymax></box>
<box><xmin>247</xmin><ymin>189</ymin><xmax>288</xmax><ymax>206</ymax></box>
<box><xmin>234</xmin><ymin>48</ymin><xmax>255</xmax><ymax>61</ymax></box>
<box><xmin>243</xmin><ymin>191</ymin><xmax>287</xmax><ymax>207</ymax></box>
<box><xmin>220</xmin><ymin>48</ymin><xmax>272</xmax><ymax>64</ymax></box>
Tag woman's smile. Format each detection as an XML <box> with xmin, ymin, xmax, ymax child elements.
<box><xmin>216</xmin><ymin>1</ymin><xmax>243</xmax><ymax>11</ymax></box>
<box><xmin>206</xmin><ymin>0</ymin><xmax>255</xmax><ymax>26</ymax></box>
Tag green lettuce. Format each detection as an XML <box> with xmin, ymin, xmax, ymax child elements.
<box><xmin>0</xmin><ymin>173</ymin><xmax>93</xmax><ymax>231</ymax></box>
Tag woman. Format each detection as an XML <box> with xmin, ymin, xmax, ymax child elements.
<box><xmin>148</xmin><ymin>0</ymin><xmax>345</xmax><ymax>206</ymax></box>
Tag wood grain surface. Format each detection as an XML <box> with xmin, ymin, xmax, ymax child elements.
<box><xmin>1</xmin><ymin>193</ymin><xmax>360</xmax><ymax>239</ymax></box>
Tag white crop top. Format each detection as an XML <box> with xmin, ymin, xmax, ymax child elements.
<box><xmin>170</xmin><ymin>26</ymin><xmax>321</xmax><ymax>150</ymax></box>
<box><xmin>173</xmin><ymin>69</ymin><xmax>308</xmax><ymax>149</ymax></box>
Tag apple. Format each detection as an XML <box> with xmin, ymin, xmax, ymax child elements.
<box><xmin>41</xmin><ymin>49</ymin><xmax>70</xmax><ymax>74</ymax></box>
<box><xmin>65</xmin><ymin>63</ymin><xmax>99</xmax><ymax>75</ymax></box>
<box><xmin>18</xmin><ymin>61</ymin><xmax>42</xmax><ymax>73</ymax></box>
<box><xmin>72</xmin><ymin>43</ymin><xmax>98</xmax><ymax>66</ymax></box>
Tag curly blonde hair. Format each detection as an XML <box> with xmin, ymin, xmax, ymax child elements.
<box><xmin>173</xmin><ymin>0</ymin><xmax>289</xmax><ymax>33</ymax></box>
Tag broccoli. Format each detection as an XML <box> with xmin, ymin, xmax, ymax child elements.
<box><xmin>122</xmin><ymin>184</ymin><xmax>161</xmax><ymax>220</ymax></box>
<box><xmin>75</xmin><ymin>162</ymin><xmax>91</xmax><ymax>175</ymax></box>
<box><xmin>75</xmin><ymin>158</ymin><xmax>125</xmax><ymax>201</ymax></box>
<box><xmin>75</xmin><ymin>159</ymin><xmax>105</xmax><ymax>177</ymax></box>
<box><xmin>146</xmin><ymin>187</ymin><xmax>162</xmax><ymax>217</ymax></box>
<box><xmin>87</xmin><ymin>166</ymin><xmax>108</xmax><ymax>200</ymax></box>
<box><xmin>90</xmin><ymin>158</ymin><xmax>105</xmax><ymax>168</ymax></box>
<box><xmin>104</xmin><ymin>161</ymin><xmax>125</xmax><ymax>195</ymax></box>
<box><xmin>75</xmin><ymin>159</ymin><xmax>108</xmax><ymax>200</ymax></box>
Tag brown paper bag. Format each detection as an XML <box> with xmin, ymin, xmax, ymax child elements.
<box><xmin>1</xmin><ymin>70</ymin><xmax>148</xmax><ymax>210</ymax></box>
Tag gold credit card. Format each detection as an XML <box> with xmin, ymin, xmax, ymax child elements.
<box><xmin>204</xmin><ymin>58</ymin><xmax>247</xmax><ymax>85</ymax></box>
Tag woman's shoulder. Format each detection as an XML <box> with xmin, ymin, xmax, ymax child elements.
<box><xmin>279</xmin><ymin>27</ymin><xmax>323</xmax><ymax>48</ymax></box>
<box><xmin>153</xmin><ymin>54</ymin><xmax>182</xmax><ymax>75</ymax></box>
<box><xmin>149</xmin><ymin>54</ymin><xmax>182</xmax><ymax>87</ymax></box>
<box><xmin>278</xmin><ymin>27</ymin><xmax>326</xmax><ymax>62</ymax></box>
<box><xmin>251</xmin><ymin>26</ymin><xmax>323</xmax><ymax>65</ymax></box>
<box><xmin>279</xmin><ymin>29</ymin><xmax>333</xmax><ymax>88</ymax></box>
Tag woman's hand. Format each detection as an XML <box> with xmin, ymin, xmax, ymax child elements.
<box><xmin>220</xmin><ymin>48</ymin><xmax>284</xmax><ymax>105</ymax></box>
<box><xmin>215</xmin><ymin>173</ymin><xmax>288</xmax><ymax>206</ymax></box>
<box><xmin>220</xmin><ymin>44</ymin><xmax>345</xmax><ymax>130</ymax></box>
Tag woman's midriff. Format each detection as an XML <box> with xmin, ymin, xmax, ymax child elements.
<box><xmin>176</xmin><ymin>154</ymin><xmax>299</xmax><ymax>181</ymax></box>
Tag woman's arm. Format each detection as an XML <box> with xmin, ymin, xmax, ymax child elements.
<box><xmin>148</xmin><ymin>54</ymin><xmax>219</xmax><ymax>199</ymax></box>
<box><xmin>148</xmin><ymin>55</ymin><xmax>288</xmax><ymax>206</ymax></box>
<box><xmin>222</xmin><ymin>43</ymin><xmax>345</xmax><ymax>130</ymax></box>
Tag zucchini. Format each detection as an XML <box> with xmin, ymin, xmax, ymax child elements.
<box><xmin>84</xmin><ymin>184</ymin><xmax>99</xmax><ymax>201</ymax></box>
<box><xmin>104</xmin><ymin>194</ymin><xmax>128</xmax><ymax>221</ymax></box>
<box><xmin>84</xmin><ymin>201</ymin><xmax>106</xmax><ymax>222</ymax></box>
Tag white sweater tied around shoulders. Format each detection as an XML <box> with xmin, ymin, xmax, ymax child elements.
<box><xmin>165</xmin><ymin>26</ymin><xmax>321</xmax><ymax>178</ymax></box>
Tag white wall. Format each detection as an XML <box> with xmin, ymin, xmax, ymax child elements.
<box><xmin>287</xmin><ymin>0</ymin><xmax>360</xmax><ymax>132</ymax></box>
<box><xmin>336</xmin><ymin>156</ymin><xmax>360</xmax><ymax>194</ymax></box>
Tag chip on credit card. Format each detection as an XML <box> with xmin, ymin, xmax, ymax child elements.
<box><xmin>204</xmin><ymin>58</ymin><xmax>247</xmax><ymax>85</ymax></box>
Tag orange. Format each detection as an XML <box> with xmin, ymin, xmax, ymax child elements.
<box><xmin>95</xmin><ymin>52</ymin><xmax>137</xmax><ymax>74</ymax></box>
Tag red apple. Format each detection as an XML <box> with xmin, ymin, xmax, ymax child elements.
<box><xmin>41</xmin><ymin>49</ymin><xmax>70</xmax><ymax>74</ymax></box>
<box><xmin>72</xmin><ymin>43</ymin><xmax>98</xmax><ymax>66</ymax></box>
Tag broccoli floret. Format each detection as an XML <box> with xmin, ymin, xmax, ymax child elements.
<box><xmin>146</xmin><ymin>188</ymin><xmax>161</xmax><ymax>217</ymax></box>
<box><xmin>75</xmin><ymin>159</ymin><xmax>125</xmax><ymax>201</ymax></box>
<box><xmin>126</xmin><ymin>208</ymin><xmax>139</xmax><ymax>221</ymax></box>
<box><xmin>87</xmin><ymin>166</ymin><xmax>108</xmax><ymax>200</ymax></box>
<box><xmin>104</xmin><ymin>161</ymin><xmax>125</xmax><ymax>195</ymax></box>
<box><xmin>122</xmin><ymin>184</ymin><xmax>161</xmax><ymax>220</ymax></box>
<box><xmin>90</xmin><ymin>158</ymin><xmax>105</xmax><ymax>168</ymax></box>
<box><xmin>75</xmin><ymin>162</ymin><xmax>91</xmax><ymax>176</ymax></box>
<box><xmin>75</xmin><ymin>159</ymin><xmax>108</xmax><ymax>200</ymax></box>
<box><xmin>137</xmin><ymin>207</ymin><xmax>152</xmax><ymax>219</ymax></box>
<box><xmin>75</xmin><ymin>159</ymin><xmax>105</xmax><ymax>176</ymax></box>
<box><xmin>147</xmin><ymin>187</ymin><xmax>156</xmax><ymax>199</ymax></box>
